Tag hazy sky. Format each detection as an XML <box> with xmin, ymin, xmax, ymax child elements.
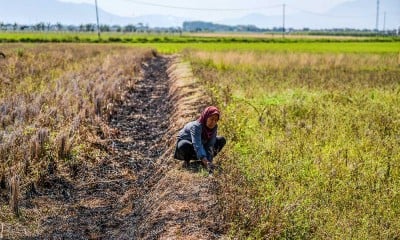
<box><xmin>59</xmin><ymin>0</ymin><xmax>350</xmax><ymax>21</ymax></box>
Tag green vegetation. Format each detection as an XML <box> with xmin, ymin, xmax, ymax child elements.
<box><xmin>186</xmin><ymin>50</ymin><xmax>400</xmax><ymax>239</ymax></box>
<box><xmin>0</xmin><ymin>32</ymin><xmax>399</xmax><ymax>43</ymax></box>
<box><xmin>1</xmin><ymin>32</ymin><xmax>399</xmax><ymax>55</ymax></box>
<box><xmin>143</xmin><ymin>41</ymin><xmax>400</xmax><ymax>54</ymax></box>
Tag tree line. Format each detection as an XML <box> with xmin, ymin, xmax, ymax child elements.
<box><xmin>0</xmin><ymin>22</ymin><xmax>182</xmax><ymax>33</ymax></box>
<box><xmin>0</xmin><ymin>21</ymin><xmax>398</xmax><ymax>36</ymax></box>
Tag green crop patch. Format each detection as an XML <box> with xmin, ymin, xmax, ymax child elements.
<box><xmin>187</xmin><ymin>49</ymin><xmax>400</xmax><ymax>239</ymax></box>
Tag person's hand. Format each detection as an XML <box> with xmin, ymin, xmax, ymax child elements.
<box><xmin>201</xmin><ymin>158</ymin><xmax>215</xmax><ymax>173</ymax></box>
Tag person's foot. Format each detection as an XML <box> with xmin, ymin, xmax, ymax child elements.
<box><xmin>183</xmin><ymin>160</ymin><xmax>190</xmax><ymax>168</ymax></box>
<box><xmin>208</xmin><ymin>162</ymin><xmax>215</xmax><ymax>169</ymax></box>
<box><xmin>207</xmin><ymin>162</ymin><xmax>215</xmax><ymax>174</ymax></box>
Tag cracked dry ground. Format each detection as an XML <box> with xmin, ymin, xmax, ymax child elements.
<box><xmin>27</xmin><ymin>55</ymin><xmax>222</xmax><ymax>239</ymax></box>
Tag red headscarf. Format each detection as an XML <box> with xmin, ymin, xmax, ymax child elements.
<box><xmin>198</xmin><ymin>106</ymin><xmax>220</xmax><ymax>140</ymax></box>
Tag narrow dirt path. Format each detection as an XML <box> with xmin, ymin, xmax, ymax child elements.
<box><xmin>33</xmin><ymin>55</ymin><xmax>224</xmax><ymax>239</ymax></box>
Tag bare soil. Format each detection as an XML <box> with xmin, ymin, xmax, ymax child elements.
<box><xmin>20</xmin><ymin>55</ymin><xmax>224</xmax><ymax>239</ymax></box>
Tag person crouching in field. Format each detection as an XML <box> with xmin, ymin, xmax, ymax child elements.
<box><xmin>174</xmin><ymin>106</ymin><xmax>226</xmax><ymax>171</ymax></box>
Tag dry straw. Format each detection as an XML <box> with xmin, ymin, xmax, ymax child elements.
<box><xmin>0</xmin><ymin>222</ymin><xmax>3</xmax><ymax>239</ymax></box>
<box><xmin>9</xmin><ymin>174</ymin><xmax>20</xmax><ymax>216</ymax></box>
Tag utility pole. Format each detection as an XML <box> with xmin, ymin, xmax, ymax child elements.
<box><xmin>375</xmin><ymin>0</ymin><xmax>380</xmax><ymax>31</ymax></box>
<box><xmin>282</xmin><ymin>3</ymin><xmax>285</xmax><ymax>38</ymax></box>
<box><xmin>95</xmin><ymin>0</ymin><xmax>101</xmax><ymax>39</ymax></box>
<box><xmin>383</xmin><ymin>11</ymin><xmax>386</xmax><ymax>32</ymax></box>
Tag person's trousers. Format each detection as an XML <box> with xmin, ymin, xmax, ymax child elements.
<box><xmin>174</xmin><ymin>136</ymin><xmax>226</xmax><ymax>161</ymax></box>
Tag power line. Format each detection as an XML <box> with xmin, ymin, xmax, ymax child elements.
<box><xmin>122</xmin><ymin>1</ymin><xmax>378</xmax><ymax>19</ymax></box>
<box><xmin>125</xmin><ymin>0</ymin><xmax>281</xmax><ymax>11</ymax></box>
<box><xmin>287</xmin><ymin>6</ymin><xmax>369</xmax><ymax>18</ymax></box>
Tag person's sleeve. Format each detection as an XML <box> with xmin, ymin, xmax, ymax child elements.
<box><xmin>190</xmin><ymin>123</ymin><xmax>207</xmax><ymax>160</ymax></box>
<box><xmin>205</xmin><ymin>126</ymin><xmax>217</xmax><ymax>162</ymax></box>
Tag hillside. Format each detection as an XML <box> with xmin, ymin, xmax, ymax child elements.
<box><xmin>221</xmin><ymin>0</ymin><xmax>400</xmax><ymax>29</ymax></box>
<box><xmin>0</xmin><ymin>0</ymin><xmax>399</xmax><ymax>29</ymax></box>
<box><xmin>0</xmin><ymin>0</ymin><xmax>182</xmax><ymax>27</ymax></box>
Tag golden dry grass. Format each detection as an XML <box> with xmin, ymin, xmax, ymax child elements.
<box><xmin>189</xmin><ymin>51</ymin><xmax>400</xmax><ymax>69</ymax></box>
<box><xmin>0</xmin><ymin>43</ymin><xmax>154</xmax><ymax>237</ymax></box>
